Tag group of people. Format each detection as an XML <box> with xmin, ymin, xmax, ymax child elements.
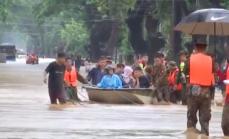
<box><xmin>87</xmin><ymin>59</ymin><xmax>151</xmax><ymax>89</ymax></box>
<box><xmin>87</xmin><ymin>51</ymin><xmax>188</xmax><ymax>104</ymax></box>
<box><xmin>44</xmin><ymin>43</ymin><xmax>229</xmax><ymax>137</ymax></box>
<box><xmin>87</xmin><ymin>43</ymin><xmax>229</xmax><ymax>136</ymax></box>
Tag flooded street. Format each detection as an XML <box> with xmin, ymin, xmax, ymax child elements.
<box><xmin>0</xmin><ymin>59</ymin><xmax>225</xmax><ymax>139</ymax></box>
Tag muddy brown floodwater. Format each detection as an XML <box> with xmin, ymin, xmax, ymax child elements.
<box><xmin>0</xmin><ymin>59</ymin><xmax>226</xmax><ymax>139</ymax></box>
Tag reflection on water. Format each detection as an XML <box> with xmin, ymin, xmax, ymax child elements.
<box><xmin>0</xmin><ymin>60</ymin><xmax>225</xmax><ymax>139</ymax></box>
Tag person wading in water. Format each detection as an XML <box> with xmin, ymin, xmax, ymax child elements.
<box><xmin>64</xmin><ymin>57</ymin><xmax>87</xmax><ymax>102</ymax></box>
<box><xmin>222</xmin><ymin>59</ymin><xmax>229</xmax><ymax>136</ymax></box>
<box><xmin>44</xmin><ymin>52</ymin><xmax>66</xmax><ymax>104</ymax></box>
<box><xmin>186</xmin><ymin>43</ymin><xmax>213</xmax><ymax>136</ymax></box>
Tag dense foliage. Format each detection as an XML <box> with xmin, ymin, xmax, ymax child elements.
<box><xmin>0</xmin><ymin>0</ymin><xmax>228</xmax><ymax>60</ymax></box>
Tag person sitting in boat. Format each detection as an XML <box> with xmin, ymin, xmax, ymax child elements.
<box><xmin>87</xmin><ymin>57</ymin><xmax>107</xmax><ymax>85</ymax></box>
<box><xmin>97</xmin><ymin>65</ymin><xmax>123</xmax><ymax>89</ymax></box>
<box><xmin>131</xmin><ymin>67</ymin><xmax>150</xmax><ymax>88</ymax></box>
<box><xmin>122</xmin><ymin>66</ymin><xmax>134</xmax><ymax>88</ymax></box>
<box><xmin>115</xmin><ymin>63</ymin><xmax>127</xmax><ymax>87</ymax></box>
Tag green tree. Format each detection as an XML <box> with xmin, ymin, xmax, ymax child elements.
<box><xmin>60</xmin><ymin>19</ymin><xmax>89</xmax><ymax>56</ymax></box>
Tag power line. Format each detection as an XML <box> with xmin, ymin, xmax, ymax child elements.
<box><xmin>0</xmin><ymin>18</ymin><xmax>126</xmax><ymax>27</ymax></box>
<box><xmin>0</xmin><ymin>22</ymin><xmax>61</xmax><ymax>27</ymax></box>
<box><xmin>1</xmin><ymin>31</ymin><xmax>54</xmax><ymax>35</ymax></box>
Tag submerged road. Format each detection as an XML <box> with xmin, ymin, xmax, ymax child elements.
<box><xmin>0</xmin><ymin>59</ymin><xmax>225</xmax><ymax>139</ymax></box>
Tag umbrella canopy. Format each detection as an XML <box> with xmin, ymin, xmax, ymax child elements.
<box><xmin>175</xmin><ymin>8</ymin><xmax>229</xmax><ymax>36</ymax></box>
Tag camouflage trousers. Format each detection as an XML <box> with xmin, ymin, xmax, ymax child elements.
<box><xmin>156</xmin><ymin>86</ymin><xmax>170</xmax><ymax>102</ymax></box>
<box><xmin>181</xmin><ymin>84</ymin><xmax>188</xmax><ymax>105</ymax></box>
<box><xmin>222</xmin><ymin>104</ymin><xmax>229</xmax><ymax>136</ymax></box>
<box><xmin>187</xmin><ymin>85</ymin><xmax>211</xmax><ymax>136</ymax></box>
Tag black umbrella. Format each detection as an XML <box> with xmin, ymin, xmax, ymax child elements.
<box><xmin>175</xmin><ymin>8</ymin><xmax>229</xmax><ymax>54</ymax></box>
<box><xmin>175</xmin><ymin>8</ymin><xmax>229</xmax><ymax>36</ymax></box>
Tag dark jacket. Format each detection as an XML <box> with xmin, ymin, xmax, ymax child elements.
<box><xmin>87</xmin><ymin>67</ymin><xmax>104</xmax><ymax>85</ymax></box>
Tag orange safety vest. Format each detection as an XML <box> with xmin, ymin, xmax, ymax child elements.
<box><xmin>168</xmin><ymin>68</ymin><xmax>182</xmax><ymax>91</ymax></box>
<box><xmin>226</xmin><ymin>66</ymin><xmax>229</xmax><ymax>95</ymax></box>
<box><xmin>64</xmin><ymin>67</ymin><xmax>78</xmax><ymax>87</ymax></box>
<box><xmin>190</xmin><ymin>53</ymin><xmax>213</xmax><ymax>86</ymax></box>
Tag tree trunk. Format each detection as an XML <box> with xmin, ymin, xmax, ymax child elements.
<box><xmin>126</xmin><ymin>0</ymin><xmax>165</xmax><ymax>63</ymax></box>
<box><xmin>170</xmin><ymin>0</ymin><xmax>184</xmax><ymax>60</ymax></box>
<box><xmin>126</xmin><ymin>0</ymin><xmax>147</xmax><ymax>55</ymax></box>
<box><xmin>145</xmin><ymin>15</ymin><xmax>165</xmax><ymax>63</ymax></box>
<box><xmin>103</xmin><ymin>21</ymin><xmax>119</xmax><ymax>56</ymax></box>
<box><xmin>85</xmin><ymin>4</ymin><xmax>119</xmax><ymax>61</ymax></box>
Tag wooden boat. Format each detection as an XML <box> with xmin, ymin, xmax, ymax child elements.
<box><xmin>83</xmin><ymin>85</ymin><xmax>156</xmax><ymax>104</ymax></box>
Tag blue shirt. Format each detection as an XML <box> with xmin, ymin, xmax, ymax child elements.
<box><xmin>97</xmin><ymin>74</ymin><xmax>123</xmax><ymax>89</ymax></box>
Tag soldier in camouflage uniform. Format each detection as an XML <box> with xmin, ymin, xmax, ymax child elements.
<box><xmin>186</xmin><ymin>43</ymin><xmax>213</xmax><ymax>136</ymax></box>
<box><xmin>152</xmin><ymin>54</ymin><xmax>169</xmax><ymax>102</ymax></box>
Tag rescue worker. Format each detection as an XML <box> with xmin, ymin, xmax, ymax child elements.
<box><xmin>222</xmin><ymin>59</ymin><xmax>229</xmax><ymax>136</ymax></box>
<box><xmin>158</xmin><ymin>52</ymin><xmax>166</xmax><ymax>66</ymax></box>
<box><xmin>167</xmin><ymin>61</ymin><xmax>182</xmax><ymax>104</ymax></box>
<box><xmin>138</xmin><ymin>54</ymin><xmax>149</xmax><ymax>73</ymax></box>
<box><xmin>152</xmin><ymin>54</ymin><xmax>168</xmax><ymax>103</ymax></box>
<box><xmin>44</xmin><ymin>52</ymin><xmax>66</xmax><ymax>104</ymax></box>
<box><xmin>145</xmin><ymin>66</ymin><xmax>153</xmax><ymax>86</ymax></box>
<box><xmin>187</xmin><ymin>43</ymin><xmax>213</xmax><ymax>136</ymax></box>
<box><xmin>177</xmin><ymin>51</ymin><xmax>188</xmax><ymax>105</ymax></box>
<box><xmin>64</xmin><ymin>58</ymin><xmax>87</xmax><ymax>102</ymax></box>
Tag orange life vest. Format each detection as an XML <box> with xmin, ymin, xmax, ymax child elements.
<box><xmin>168</xmin><ymin>68</ymin><xmax>182</xmax><ymax>91</ymax></box>
<box><xmin>190</xmin><ymin>53</ymin><xmax>213</xmax><ymax>86</ymax></box>
<box><xmin>226</xmin><ymin>66</ymin><xmax>229</xmax><ymax>95</ymax></box>
<box><xmin>64</xmin><ymin>67</ymin><xmax>78</xmax><ymax>87</ymax></box>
